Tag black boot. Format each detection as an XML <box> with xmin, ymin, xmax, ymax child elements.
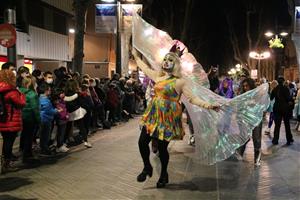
<box><xmin>137</xmin><ymin>166</ymin><xmax>153</xmax><ymax>182</ymax></box>
<box><xmin>156</xmin><ymin>173</ymin><xmax>169</xmax><ymax>188</ymax></box>
<box><xmin>1</xmin><ymin>157</ymin><xmax>18</xmax><ymax>174</ymax></box>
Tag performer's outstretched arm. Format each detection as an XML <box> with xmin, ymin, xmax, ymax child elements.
<box><xmin>181</xmin><ymin>82</ymin><xmax>219</xmax><ymax>110</ymax></box>
<box><xmin>132</xmin><ymin>48</ymin><xmax>159</xmax><ymax>81</ymax></box>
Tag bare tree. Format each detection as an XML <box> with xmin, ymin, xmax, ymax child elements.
<box><xmin>225</xmin><ymin>1</ymin><xmax>278</xmax><ymax>80</ymax></box>
<box><xmin>225</xmin><ymin>14</ymin><xmax>245</xmax><ymax>66</ymax></box>
<box><xmin>73</xmin><ymin>0</ymin><xmax>92</xmax><ymax>74</ymax></box>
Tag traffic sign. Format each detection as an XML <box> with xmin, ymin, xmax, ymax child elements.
<box><xmin>0</xmin><ymin>23</ymin><xmax>17</xmax><ymax>48</ymax></box>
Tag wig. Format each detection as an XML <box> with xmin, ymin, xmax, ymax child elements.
<box><xmin>218</xmin><ymin>77</ymin><xmax>234</xmax><ymax>98</ymax></box>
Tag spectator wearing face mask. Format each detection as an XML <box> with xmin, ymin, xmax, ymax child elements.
<box><xmin>36</xmin><ymin>71</ymin><xmax>54</xmax><ymax>95</ymax></box>
<box><xmin>43</xmin><ymin>71</ymin><xmax>54</xmax><ymax>86</ymax></box>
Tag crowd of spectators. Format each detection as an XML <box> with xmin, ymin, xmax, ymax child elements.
<box><xmin>0</xmin><ymin>62</ymin><xmax>145</xmax><ymax>174</ymax></box>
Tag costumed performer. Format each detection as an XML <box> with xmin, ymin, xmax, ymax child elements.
<box><xmin>132</xmin><ymin>46</ymin><xmax>220</xmax><ymax>188</ymax></box>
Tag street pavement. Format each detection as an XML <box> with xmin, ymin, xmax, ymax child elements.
<box><xmin>0</xmin><ymin>117</ymin><xmax>299</xmax><ymax>200</ymax></box>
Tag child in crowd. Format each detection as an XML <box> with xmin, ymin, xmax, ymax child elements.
<box><xmin>64</xmin><ymin>79</ymin><xmax>92</xmax><ymax>148</ymax></box>
<box><xmin>80</xmin><ymin>83</ymin><xmax>94</xmax><ymax>137</ymax></box>
<box><xmin>19</xmin><ymin>76</ymin><xmax>40</xmax><ymax>163</ymax></box>
<box><xmin>39</xmin><ymin>83</ymin><xmax>58</xmax><ymax>156</ymax></box>
<box><xmin>52</xmin><ymin>88</ymin><xmax>69</xmax><ymax>153</ymax></box>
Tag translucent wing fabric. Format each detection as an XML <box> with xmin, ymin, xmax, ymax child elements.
<box><xmin>132</xmin><ymin>13</ymin><xmax>209</xmax><ymax>88</ymax></box>
<box><xmin>132</xmin><ymin>13</ymin><xmax>270</xmax><ymax>165</ymax></box>
<box><xmin>181</xmin><ymin>83</ymin><xmax>270</xmax><ymax>165</ymax></box>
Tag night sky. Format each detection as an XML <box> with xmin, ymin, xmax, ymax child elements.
<box><xmin>141</xmin><ymin>0</ymin><xmax>292</xmax><ymax>73</ymax></box>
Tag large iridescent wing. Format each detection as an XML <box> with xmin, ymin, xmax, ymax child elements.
<box><xmin>182</xmin><ymin>83</ymin><xmax>270</xmax><ymax>165</ymax></box>
<box><xmin>132</xmin><ymin>13</ymin><xmax>173</xmax><ymax>71</ymax></box>
<box><xmin>132</xmin><ymin>13</ymin><xmax>270</xmax><ymax>165</ymax></box>
<box><xmin>132</xmin><ymin>13</ymin><xmax>209</xmax><ymax>88</ymax></box>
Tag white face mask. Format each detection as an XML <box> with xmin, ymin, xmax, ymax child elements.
<box><xmin>162</xmin><ymin>54</ymin><xmax>176</xmax><ymax>73</ymax></box>
<box><xmin>46</xmin><ymin>78</ymin><xmax>53</xmax><ymax>84</ymax></box>
<box><xmin>91</xmin><ymin>82</ymin><xmax>96</xmax><ymax>87</ymax></box>
<box><xmin>12</xmin><ymin>70</ymin><xmax>17</xmax><ymax>76</ymax></box>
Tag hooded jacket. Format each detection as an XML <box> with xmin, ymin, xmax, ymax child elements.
<box><xmin>39</xmin><ymin>95</ymin><xmax>57</xmax><ymax>123</ymax></box>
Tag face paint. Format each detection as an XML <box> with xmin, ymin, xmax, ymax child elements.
<box><xmin>162</xmin><ymin>54</ymin><xmax>176</xmax><ymax>73</ymax></box>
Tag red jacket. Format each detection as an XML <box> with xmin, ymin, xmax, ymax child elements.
<box><xmin>0</xmin><ymin>82</ymin><xmax>26</xmax><ymax>132</ymax></box>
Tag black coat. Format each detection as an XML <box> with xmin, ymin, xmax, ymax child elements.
<box><xmin>271</xmin><ymin>85</ymin><xmax>292</xmax><ymax>114</ymax></box>
<box><xmin>64</xmin><ymin>92</ymin><xmax>81</xmax><ymax>113</ymax></box>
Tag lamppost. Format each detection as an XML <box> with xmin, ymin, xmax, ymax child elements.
<box><xmin>249</xmin><ymin>51</ymin><xmax>271</xmax><ymax>80</ymax></box>
<box><xmin>101</xmin><ymin>0</ymin><xmax>136</xmax><ymax>75</ymax></box>
<box><xmin>264</xmin><ymin>31</ymin><xmax>288</xmax><ymax>78</ymax></box>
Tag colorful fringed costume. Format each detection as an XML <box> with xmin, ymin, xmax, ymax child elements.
<box><xmin>141</xmin><ymin>77</ymin><xmax>183</xmax><ymax>141</ymax></box>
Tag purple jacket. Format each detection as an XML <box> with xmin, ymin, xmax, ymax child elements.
<box><xmin>56</xmin><ymin>99</ymin><xmax>69</xmax><ymax>123</ymax></box>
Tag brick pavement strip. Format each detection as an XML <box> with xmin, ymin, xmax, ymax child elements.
<box><xmin>0</xmin><ymin>118</ymin><xmax>299</xmax><ymax>200</ymax></box>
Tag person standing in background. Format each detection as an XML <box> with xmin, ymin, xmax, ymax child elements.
<box><xmin>271</xmin><ymin>76</ymin><xmax>294</xmax><ymax>145</ymax></box>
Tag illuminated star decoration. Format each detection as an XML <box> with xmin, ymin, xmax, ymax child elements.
<box><xmin>268</xmin><ymin>37</ymin><xmax>284</xmax><ymax>48</ymax></box>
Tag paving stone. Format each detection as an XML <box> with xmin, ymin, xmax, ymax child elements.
<box><xmin>0</xmin><ymin>118</ymin><xmax>299</xmax><ymax>200</ymax></box>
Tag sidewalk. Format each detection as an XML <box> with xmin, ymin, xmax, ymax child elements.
<box><xmin>0</xmin><ymin>118</ymin><xmax>299</xmax><ymax>200</ymax></box>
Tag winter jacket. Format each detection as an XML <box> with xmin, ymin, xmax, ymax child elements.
<box><xmin>64</xmin><ymin>92</ymin><xmax>81</xmax><ymax>113</ymax></box>
<box><xmin>107</xmin><ymin>88</ymin><xmax>120</xmax><ymax>108</ymax></box>
<box><xmin>0</xmin><ymin>82</ymin><xmax>26</xmax><ymax>132</ymax></box>
<box><xmin>95</xmin><ymin>86</ymin><xmax>106</xmax><ymax>104</ymax></box>
<box><xmin>89</xmin><ymin>87</ymin><xmax>102</xmax><ymax>106</ymax></box>
<box><xmin>80</xmin><ymin>91</ymin><xmax>94</xmax><ymax>113</ymax></box>
<box><xmin>64</xmin><ymin>92</ymin><xmax>86</xmax><ymax>121</ymax></box>
<box><xmin>19</xmin><ymin>87</ymin><xmax>40</xmax><ymax>123</ymax></box>
<box><xmin>271</xmin><ymin>85</ymin><xmax>292</xmax><ymax>115</ymax></box>
<box><xmin>39</xmin><ymin>95</ymin><xmax>57</xmax><ymax>123</ymax></box>
<box><xmin>55</xmin><ymin>99</ymin><xmax>69</xmax><ymax>124</ymax></box>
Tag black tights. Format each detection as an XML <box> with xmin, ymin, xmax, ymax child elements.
<box><xmin>1</xmin><ymin>131</ymin><xmax>18</xmax><ymax>160</ymax></box>
<box><xmin>138</xmin><ymin>127</ymin><xmax>169</xmax><ymax>177</ymax></box>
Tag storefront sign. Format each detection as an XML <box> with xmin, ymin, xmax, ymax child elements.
<box><xmin>0</xmin><ymin>23</ymin><xmax>16</xmax><ymax>48</ymax></box>
<box><xmin>95</xmin><ymin>4</ymin><xmax>117</xmax><ymax>33</ymax></box>
<box><xmin>95</xmin><ymin>4</ymin><xmax>142</xmax><ymax>33</ymax></box>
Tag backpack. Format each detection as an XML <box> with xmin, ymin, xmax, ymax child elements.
<box><xmin>0</xmin><ymin>90</ymin><xmax>14</xmax><ymax>122</ymax></box>
<box><xmin>0</xmin><ymin>91</ymin><xmax>8</xmax><ymax>122</ymax></box>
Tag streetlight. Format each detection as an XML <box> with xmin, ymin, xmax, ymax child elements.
<box><xmin>264</xmin><ymin>31</ymin><xmax>288</xmax><ymax>78</ymax></box>
<box><xmin>264</xmin><ymin>31</ymin><xmax>289</xmax><ymax>38</ymax></box>
<box><xmin>249</xmin><ymin>51</ymin><xmax>271</xmax><ymax>79</ymax></box>
<box><xmin>69</xmin><ymin>28</ymin><xmax>75</xmax><ymax>33</ymax></box>
<box><xmin>265</xmin><ymin>31</ymin><xmax>288</xmax><ymax>49</ymax></box>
